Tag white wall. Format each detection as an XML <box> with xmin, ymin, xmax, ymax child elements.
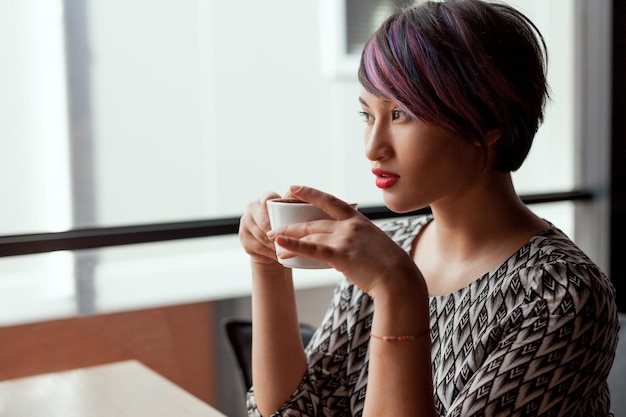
<box><xmin>0</xmin><ymin>0</ymin><xmax>75</xmax><ymax>326</ymax></box>
<box><xmin>84</xmin><ymin>0</ymin><xmax>377</xmax><ymax>226</ymax></box>
<box><xmin>0</xmin><ymin>0</ymin><xmax>71</xmax><ymax>235</ymax></box>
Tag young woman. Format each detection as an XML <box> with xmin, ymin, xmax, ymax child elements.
<box><xmin>238</xmin><ymin>1</ymin><xmax>619</xmax><ymax>416</ymax></box>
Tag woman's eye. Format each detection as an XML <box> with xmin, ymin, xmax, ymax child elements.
<box><xmin>392</xmin><ymin>109</ymin><xmax>407</xmax><ymax>120</ymax></box>
<box><xmin>358</xmin><ymin>111</ymin><xmax>373</xmax><ymax>123</ymax></box>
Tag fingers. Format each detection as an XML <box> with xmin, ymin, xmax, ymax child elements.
<box><xmin>274</xmin><ymin>235</ymin><xmax>334</xmax><ymax>263</ymax></box>
<box><xmin>287</xmin><ymin>185</ymin><xmax>357</xmax><ymax>220</ymax></box>
<box><xmin>240</xmin><ymin>186</ymin><xmax>357</xmax><ymax>265</ymax></box>
<box><xmin>240</xmin><ymin>222</ymin><xmax>278</xmax><ymax>261</ymax></box>
<box><xmin>267</xmin><ymin>219</ymin><xmax>335</xmax><ymax>241</ymax></box>
<box><xmin>239</xmin><ymin>191</ymin><xmax>282</xmax><ymax>263</ymax></box>
<box><xmin>256</xmin><ymin>192</ymin><xmax>281</xmax><ymax>232</ymax></box>
<box><xmin>266</xmin><ymin>186</ymin><xmax>359</xmax><ymax>260</ymax></box>
<box><xmin>268</xmin><ymin>220</ymin><xmax>332</xmax><ymax>261</ymax></box>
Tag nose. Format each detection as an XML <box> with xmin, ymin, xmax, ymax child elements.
<box><xmin>364</xmin><ymin>123</ymin><xmax>392</xmax><ymax>161</ymax></box>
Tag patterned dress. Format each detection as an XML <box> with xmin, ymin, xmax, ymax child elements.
<box><xmin>247</xmin><ymin>215</ymin><xmax>620</xmax><ymax>417</ymax></box>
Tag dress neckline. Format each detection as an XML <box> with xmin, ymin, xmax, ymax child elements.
<box><xmin>403</xmin><ymin>215</ymin><xmax>557</xmax><ymax>298</ymax></box>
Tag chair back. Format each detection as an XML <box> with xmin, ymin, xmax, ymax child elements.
<box><xmin>223</xmin><ymin>318</ymin><xmax>316</xmax><ymax>392</ymax></box>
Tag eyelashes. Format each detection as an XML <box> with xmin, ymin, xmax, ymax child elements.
<box><xmin>391</xmin><ymin>109</ymin><xmax>407</xmax><ymax>120</ymax></box>
<box><xmin>358</xmin><ymin>109</ymin><xmax>408</xmax><ymax>123</ymax></box>
<box><xmin>358</xmin><ymin>111</ymin><xmax>374</xmax><ymax>123</ymax></box>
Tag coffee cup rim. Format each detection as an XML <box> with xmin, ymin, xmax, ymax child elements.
<box><xmin>266</xmin><ymin>198</ymin><xmax>309</xmax><ymax>205</ymax></box>
<box><xmin>267</xmin><ymin>198</ymin><xmax>357</xmax><ymax>208</ymax></box>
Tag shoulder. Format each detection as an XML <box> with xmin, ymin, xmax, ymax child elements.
<box><xmin>523</xmin><ymin>227</ymin><xmax>608</xmax><ymax>283</ymax></box>
<box><xmin>530</xmin><ymin>226</ymin><xmax>599</xmax><ymax>265</ymax></box>
<box><xmin>516</xmin><ymin>227</ymin><xmax>616</xmax><ymax>316</ymax></box>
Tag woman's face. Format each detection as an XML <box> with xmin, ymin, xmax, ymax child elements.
<box><xmin>359</xmin><ymin>88</ymin><xmax>488</xmax><ymax>213</ymax></box>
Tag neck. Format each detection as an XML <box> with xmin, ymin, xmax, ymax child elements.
<box><xmin>426</xmin><ymin>172</ymin><xmax>547</xmax><ymax>262</ymax></box>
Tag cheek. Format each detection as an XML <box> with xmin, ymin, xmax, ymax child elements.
<box><xmin>439</xmin><ymin>143</ymin><xmax>486</xmax><ymax>186</ymax></box>
<box><xmin>404</xmin><ymin>140</ymin><xmax>482</xmax><ymax>189</ymax></box>
<box><xmin>400</xmin><ymin>139</ymin><xmax>443</xmax><ymax>177</ymax></box>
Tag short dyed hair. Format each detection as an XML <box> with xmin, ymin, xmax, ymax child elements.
<box><xmin>358</xmin><ymin>0</ymin><xmax>549</xmax><ymax>172</ymax></box>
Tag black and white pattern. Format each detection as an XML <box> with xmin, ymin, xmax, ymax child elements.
<box><xmin>248</xmin><ymin>215</ymin><xmax>619</xmax><ymax>417</ymax></box>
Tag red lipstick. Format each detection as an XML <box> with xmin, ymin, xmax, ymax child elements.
<box><xmin>372</xmin><ymin>168</ymin><xmax>400</xmax><ymax>189</ymax></box>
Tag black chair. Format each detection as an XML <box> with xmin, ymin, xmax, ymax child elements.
<box><xmin>223</xmin><ymin>318</ymin><xmax>317</xmax><ymax>392</ymax></box>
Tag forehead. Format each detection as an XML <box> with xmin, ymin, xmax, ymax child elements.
<box><xmin>359</xmin><ymin>88</ymin><xmax>394</xmax><ymax>107</ymax></box>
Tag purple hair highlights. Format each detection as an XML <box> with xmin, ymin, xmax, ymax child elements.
<box><xmin>358</xmin><ymin>0</ymin><xmax>549</xmax><ymax>172</ymax></box>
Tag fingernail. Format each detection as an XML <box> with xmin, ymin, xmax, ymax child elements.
<box><xmin>289</xmin><ymin>185</ymin><xmax>303</xmax><ymax>193</ymax></box>
<box><xmin>266</xmin><ymin>230</ymin><xmax>276</xmax><ymax>240</ymax></box>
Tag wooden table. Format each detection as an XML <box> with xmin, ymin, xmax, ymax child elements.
<box><xmin>0</xmin><ymin>360</ymin><xmax>227</xmax><ymax>417</ymax></box>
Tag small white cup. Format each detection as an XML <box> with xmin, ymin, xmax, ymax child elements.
<box><xmin>266</xmin><ymin>198</ymin><xmax>356</xmax><ymax>269</ymax></box>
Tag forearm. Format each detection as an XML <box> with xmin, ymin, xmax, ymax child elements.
<box><xmin>364</xmin><ymin>275</ymin><xmax>436</xmax><ymax>417</ymax></box>
<box><xmin>250</xmin><ymin>261</ymin><xmax>308</xmax><ymax>416</ymax></box>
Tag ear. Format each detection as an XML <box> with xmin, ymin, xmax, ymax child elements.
<box><xmin>472</xmin><ymin>129</ymin><xmax>502</xmax><ymax>148</ymax></box>
<box><xmin>485</xmin><ymin>128</ymin><xmax>501</xmax><ymax>146</ymax></box>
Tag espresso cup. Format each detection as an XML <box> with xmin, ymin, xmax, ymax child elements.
<box><xmin>266</xmin><ymin>198</ymin><xmax>357</xmax><ymax>269</ymax></box>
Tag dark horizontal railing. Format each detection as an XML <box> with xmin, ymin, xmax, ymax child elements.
<box><xmin>0</xmin><ymin>190</ymin><xmax>593</xmax><ymax>258</ymax></box>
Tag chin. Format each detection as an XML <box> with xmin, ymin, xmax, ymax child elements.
<box><xmin>382</xmin><ymin>195</ymin><xmax>425</xmax><ymax>214</ymax></box>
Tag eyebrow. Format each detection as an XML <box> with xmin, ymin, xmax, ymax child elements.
<box><xmin>358</xmin><ymin>95</ymin><xmax>392</xmax><ymax>107</ymax></box>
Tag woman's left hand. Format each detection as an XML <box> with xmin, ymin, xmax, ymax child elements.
<box><xmin>267</xmin><ymin>185</ymin><xmax>422</xmax><ymax>298</ymax></box>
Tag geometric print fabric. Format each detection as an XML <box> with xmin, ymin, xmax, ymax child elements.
<box><xmin>247</xmin><ymin>215</ymin><xmax>619</xmax><ymax>417</ymax></box>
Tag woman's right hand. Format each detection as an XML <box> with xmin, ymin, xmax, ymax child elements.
<box><xmin>239</xmin><ymin>191</ymin><xmax>283</xmax><ymax>265</ymax></box>
<box><xmin>240</xmin><ymin>192</ymin><xmax>306</xmax><ymax>417</ymax></box>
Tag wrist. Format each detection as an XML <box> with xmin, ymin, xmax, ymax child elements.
<box><xmin>369</xmin><ymin>264</ymin><xmax>430</xmax><ymax>335</ymax></box>
<box><xmin>368</xmin><ymin>262</ymin><xmax>427</xmax><ymax>305</ymax></box>
<box><xmin>250</xmin><ymin>259</ymin><xmax>293</xmax><ymax>284</ymax></box>
<box><xmin>251</xmin><ymin>258</ymin><xmax>289</xmax><ymax>272</ymax></box>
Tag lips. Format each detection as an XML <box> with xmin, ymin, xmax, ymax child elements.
<box><xmin>372</xmin><ymin>167</ymin><xmax>400</xmax><ymax>189</ymax></box>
